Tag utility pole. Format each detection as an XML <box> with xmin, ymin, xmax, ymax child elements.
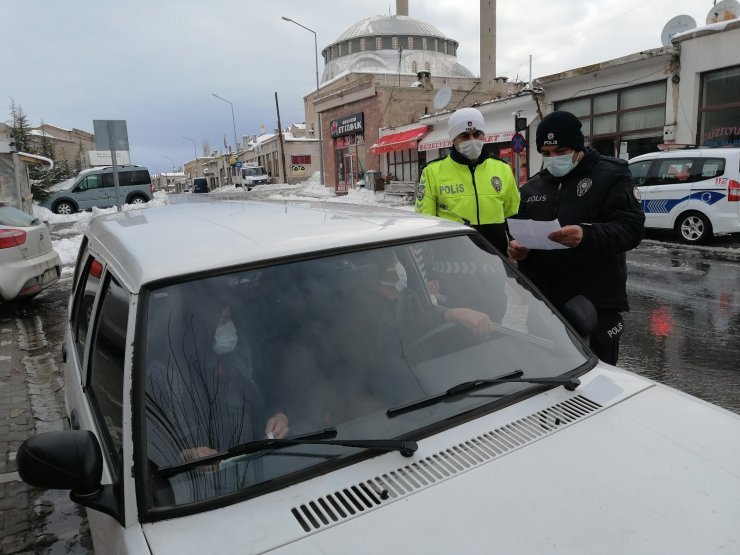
<box><xmin>275</xmin><ymin>92</ymin><xmax>288</xmax><ymax>184</ymax></box>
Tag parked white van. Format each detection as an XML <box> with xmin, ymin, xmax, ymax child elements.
<box><xmin>629</xmin><ymin>147</ymin><xmax>740</xmax><ymax>243</ymax></box>
<box><xmin>16</xmin><ymin>201</ymin><xmax>740</xmax><ymax>554</ymax></box>
<box><xmin>236</xmin><ymin>164</ymin><xmax>270</xmax><ymax>190</ymax></box>
<box><xmin>39</xmin><ymin>165</ymin><xmax>153</xmax><ymax>214</ymax></box>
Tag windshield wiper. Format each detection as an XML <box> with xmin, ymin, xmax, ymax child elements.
<box><xmin>156</xmin><ymin>427</ymin><xmax>417</xmax><ymax>479</ymax></box>
<box><xmin>387</xmin><ymin>370</ymin><xmax>580</xmax><ymax>417</ymax></box>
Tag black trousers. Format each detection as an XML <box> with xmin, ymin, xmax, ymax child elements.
<box><xmin>473</xmin><ymin>223</ymin><xmax>509</xmax><ymax>255</ymax></box>
<box><xmin>589</xmin><ymin>310</ymin><xmax>624</xmax><ymax>365</ymax></box>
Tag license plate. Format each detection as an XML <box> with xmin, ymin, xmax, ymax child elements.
<box><xmin>42</xmin><ymin>267</ymin><xmax>59</xmax><ymax>284</ymax></box>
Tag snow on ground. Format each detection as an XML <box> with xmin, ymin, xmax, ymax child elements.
<box><xmin>35</xmin><ymin>175</ymin><xmax>414</xmax><ymax>271</ymax></box>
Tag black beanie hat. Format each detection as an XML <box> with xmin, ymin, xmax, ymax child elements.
<box><xmin>536</xmin><ymin>111</ymin><xmax>585</xmax><ymax>152</ymax></box>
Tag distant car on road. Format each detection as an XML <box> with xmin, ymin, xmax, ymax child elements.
<box><xmin>0</xmin><ymin>206</ymin><xmax>61</xmax><ymax>302</ymax></box>
<box><xmin>15</xmin><ymin>200</ymin><xmax>740</xmax><ymax>554</ymax></box>
<box><xmin>192</xmin><ymin>177</ymin><xmax>209</xmax><ymax>193</ymax></box>
<box><xmin>38</xmin><ymin>165</ymin><xmax>153</xmax><ymax>214</ymax></box>
<box><xmin>629</xmin><ymin>146</ymin><xmax>740</xmax><ymax>244</ymax></box>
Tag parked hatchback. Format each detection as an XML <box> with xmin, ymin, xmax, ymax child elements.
<box><xmin>0</xmin><ymin>206</ymin><xmax>61</xmax><ymax>302</ymax></box>
<box><xmin>17</xmin><ymin>201</ymin><xmax>740</xmax><ymax>554</ymax></box>
<box><xmin>629</xmin><ymin>146</ymin><xmax>740</xmax><ymax>243</ymax></box>
<box><xmin>39</xmin><ymin>165</ymin><xmax>153</xmax><ymax>214</ymax></box>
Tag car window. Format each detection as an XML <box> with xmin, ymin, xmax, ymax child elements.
<box><xmin>629</xmin><ymin>160</ymin><xmax>652</xmax><ymax>186</ymax></box>
<box><xmin>655</xmin><ymin>158</ymin><xmax>700</xmax><ymax>184</ymax></box>
<box><xmin>0</xmin><ymin>206</ymin><xmax>40</xmax><ymax>226</ymax></box>
<box><xmin>141</xmin><ymin>236</ymin><xmax>588</xmax><ymax>512</ymax></box>
<box><xmin>119</xmin><ymin>169</ymin><xmax>151</xmax><ymax>187</ymax></box>
<box><xmin>700</xmin><ymin>158</ymin><xmax>725</xmax><ymax>179</ymax></box>
<box><xmin>72</xmin><ymin>256</ymin><xmax>103</xmax><ymax>364</ymax></box>
<box><xmin>79</xmin><ymin>174</ymin><xmax>102</xmax><ymax>190</ymax></box>
<box><xmin>88</xmin><ymin>273</ymin><xmax>129</xmax><ymax>470</ymax></box>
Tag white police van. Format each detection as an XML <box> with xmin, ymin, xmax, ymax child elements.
<box><xmin>629</xmin><ymin>147</ymin><xmax>740</xmax><ymax>243</ymax></box>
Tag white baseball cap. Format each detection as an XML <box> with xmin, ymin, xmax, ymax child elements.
<box><xmin>448</xmin><ymin>107</ymin><xmax>486</xmax><ymax>140</ymax></box>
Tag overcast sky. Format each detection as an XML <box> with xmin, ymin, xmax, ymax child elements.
<box><xmin>2</xmin><ymin>0</ymin><xmax>715</xmax><ymax>174</ymax></box>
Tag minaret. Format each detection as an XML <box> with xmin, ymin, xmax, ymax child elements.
<box><xmin>397</xmin><ymin>0</ymin><xmax>408</xmax><ymax>16</ymax></box>
<box><xmin>480</xmin><ymin>0</ymin><xmax>497</xmax><ymax>88</ymax></box>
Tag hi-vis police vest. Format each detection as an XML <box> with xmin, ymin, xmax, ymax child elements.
<box><xmin>415</xmin><ymin>155</ymin><xmax>519</xmax><ymax>226</ymax></box>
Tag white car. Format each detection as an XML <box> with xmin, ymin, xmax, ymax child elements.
<box><xmin>629</xmin><ymin>146</ymin><xmax>740</xmax><ymax>243</ymax></box>
<box><xmin>0</xmin><ymin>206</ymin><xmax>61</xmax><ymax>302</ymax></box>
<box><xmin>17</xmin><ymin>200</ymin><xmax>740</xmax><ymax>554</ymax></box>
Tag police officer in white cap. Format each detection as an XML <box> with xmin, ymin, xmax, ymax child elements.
<box><xmin>415</xmin><ymin>107</ymin><xmax>520</xmax><ymax>254</ymax></box>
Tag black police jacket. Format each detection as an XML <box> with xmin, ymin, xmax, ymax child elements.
<box><xmin>515</xmin><ymin>149</ymin><xmax>645</xmax><ymax>312</ymax></box>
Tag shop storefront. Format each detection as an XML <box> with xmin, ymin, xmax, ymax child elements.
<box><xmin>699</xmin><ymin>64</ymin><xmax>740</xmax><ymax>147</ymax></box>
<box><xmin>330</xmin><ymin>112</ymin><xmax>366</xmax><ymax>190</ymax></box>
<box><xmin>368</xmin><ymin>126</ymin><xmax>431</xmax><ymax>183</ymax></box>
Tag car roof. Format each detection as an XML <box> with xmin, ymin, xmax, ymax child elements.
<box><xmin>629</xmin><ymin>147</ymin><xmax>740</xmax><ymax>162</ymax></box>
<box><xmin>86</xmin><ymin>200</ymin><xmax>468</xmax><ymax>292</ymax></box>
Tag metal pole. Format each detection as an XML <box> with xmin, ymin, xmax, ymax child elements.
<box><xmin>183</xmin><ymin>136</ymin><xmax>197</xmax><ymax>178</ymax></box>
<box><xmin>212</xmin><ymin>94</ymin><xmax>238</xmax><ymax>184</ymax></box>
<box><xmin>108</xmin><ymin>122</ymin><xmax>122</xmax><ymax>212</ymax></box>
<box><xmin>282</xmin><ymin>16</ymin><xmax>325</xmax><ymax>185</ymax></box>
<box><xmin>275</xmin><ymin>92</ymin><xmax>288</xmax><ymax>184</ymax></box>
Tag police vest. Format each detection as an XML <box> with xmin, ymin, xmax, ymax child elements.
<box><xmin>415</xmin><ymin>155</ymin><xmax>520</xmax><ymax>225</ymax></box>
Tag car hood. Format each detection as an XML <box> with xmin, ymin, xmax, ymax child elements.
<box><xmin>142</xmin><ymin>366</ymin><xmax>740</xmax><ymax>555</ymax></box>
<box><xmin>49</xmin><ymin>178</ymin><xmax>75</xmax><ymax>192</ymax></box>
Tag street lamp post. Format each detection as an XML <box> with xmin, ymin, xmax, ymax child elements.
<box><xmin>212</xmin><ymin>93</ymin><xmax>238</xmax><ymax>185</ymax></box>
<box><xmin>281</xmin><ymin>16</ymin><xmax>325</xmax><ymax>185</ymax></box>
<box><xmin>163</xmin><ymin>155</ymin><xmax>176</xmax><ymax>173</ymax></box>
<box><xmin>183</xmin><ymin>136</ymin><xmax>198</xmax><ymax>179</ymax></box>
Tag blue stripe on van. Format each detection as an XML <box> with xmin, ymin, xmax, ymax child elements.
<box><xmin>642</xmin><ymin>191</ymin><xmax>726</xmax><ymax>214</ymax></box>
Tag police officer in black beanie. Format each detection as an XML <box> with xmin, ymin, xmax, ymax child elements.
<box><xmin>508</xmin><ymin>111</ymin><xmax>645</xmax><ymax>364</ymax></box>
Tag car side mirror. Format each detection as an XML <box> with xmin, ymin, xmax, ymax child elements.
<box><xmin>17</xmin><ymin>430</ymin><xmax>123</xmax><ymax>524</ymax></box>
<box><xmin>562</xmin><ymin>295</ymin><xmax>597</xmax><ymax>339</ymax></box>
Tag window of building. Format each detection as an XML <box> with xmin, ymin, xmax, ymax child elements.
<box><xmin>407</xmin><ymin>36</ymin><xmax>414</xmax><ymax>49</ymax></box>
<box><xmin>699</xmin><ymin>65</ymin><xmax>740</xmax><ymax>147</ymax></box>
<box><xmin>376</xmin><ymin>37</ymin><xmax>383</xmax><ymax>50</ymax></box>
<box><xmin>412</xmin><ymin>61</ymin><xmax>418</xmax><ymax>73</ymax></box>
<box><xmin>556</xmin><ymin>81</ymin><xmax>666</xmax><ymax>157</ymax></box>
<box><xmin>422</xmin><ymin>37</ymin><xmax>428</xmax><ymax>50</ymax></box>
<box><xmin>386</xmin><ymin>149</ymin><xmax>420</xmax><ymax>182</ymax></box>
<box><xmin>291</xmin><ymin>155</ymin><xmax>312</xmax><ymax>165</ymax></box>
<box><xmin>360</xmin><ymin>38</ymin><xmax>366</xmax><ymax>51</ymax></box>
<box><xmin>392</xmin><ymin>36</ymin><xmax>398</xmax><ymax>49</ymax></box>
<box><xmin>425</xmin><ymin>61</ymin><xmax>430</xmax><ymax>72</ymax></box>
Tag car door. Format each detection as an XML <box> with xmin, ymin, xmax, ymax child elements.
<box><xmin>630</xmin><ymin>158</ymin><xmax>667</xmax><ymax>229</ymax></box>
<box><xmin>68</xmin><ymin>255</ymin><xmax>135</xmax><ymax>551</ymax></box>
<box><xmin>643</xmin><ymin>157</ymin><xmax>697</xmax><ymax>229</ymax></box>
<box><xmin>73</xmin><ymin>173</ymin><xmax>108</xmax><ymax>210</ymax></box>
<box><xmin>690</xmin><ymin>156</ymin><xmax>736</xmax><ymax>233</ymax></box>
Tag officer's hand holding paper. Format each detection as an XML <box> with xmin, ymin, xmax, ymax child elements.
<box><xmin>506</xmin><ymin>219</ymin><xmax>569</xmax><ymax>250</ymax></box>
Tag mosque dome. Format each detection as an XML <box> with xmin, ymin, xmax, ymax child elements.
<box><xmin>321</xmin><ymin>15</ymin><xmax>474</xmax><ymax>83</ymax></box>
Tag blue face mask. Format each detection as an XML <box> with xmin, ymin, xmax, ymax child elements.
<box><xmin>543</xmin><ymin>152</ymin><xmax>579</xmax><ymax>177</ymax></box>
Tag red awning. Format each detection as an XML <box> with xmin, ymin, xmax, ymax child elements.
<box><xmin>369</xmin><ymin>126</ymin><xmax>431</xmax><ymax>154</ymax></box>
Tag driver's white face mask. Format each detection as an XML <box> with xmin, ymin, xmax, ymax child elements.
<box><xmin>379</xmin><ymin>262</ymin><xmax>408</xmax><ymax>293</ymax></box>
<box><xmin>213</xmin><ymin>319</ymin><xmax>238</xmax><ymax>355</ymax></box>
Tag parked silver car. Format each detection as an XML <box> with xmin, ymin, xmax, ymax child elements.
<box><xmin>39</xmin><ymin>165</ymin><xmax>153</xmax><ymax>214</ymax></box>
<box><xmin>0</xmin><ymin>206</ymin><xmax>61</xmax><ymax>302</ymax></box>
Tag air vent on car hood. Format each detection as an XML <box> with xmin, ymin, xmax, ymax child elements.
<box><xmin>291</xmin><ymin>395</ymin><xmax>601</xmax><ymax>532</ymax></box>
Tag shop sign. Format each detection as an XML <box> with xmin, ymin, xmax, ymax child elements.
<box><xmin>330</xmin><ymin>112</ymin><xmax>364</xmax><ymax>137</ymax></box>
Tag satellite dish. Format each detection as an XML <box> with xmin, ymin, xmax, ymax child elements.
<box><xmin>660</xmin><ymin>15</ymin><xmax>697</xmax><ymax>46</ymax></box>
<box><xmin>706</xmin><ymin>0</ymin><xmax>740</xmax><ymax>24</ymax></box>
<box><xmin>433</xmin><ymin>86</ymin><xmax>452</xmax><ymax>110</ymax></box>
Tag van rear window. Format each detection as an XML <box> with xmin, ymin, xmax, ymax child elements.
<box><xmin>119</xmin><ymin>170</ymin><xmax>151</xmax><ymax>187</ymax></box>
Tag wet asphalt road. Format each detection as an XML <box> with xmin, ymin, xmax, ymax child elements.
<box><xmin>1</xmin><ymin>217</ymin><xmax>738</xmax><ymax>553</ymax></box>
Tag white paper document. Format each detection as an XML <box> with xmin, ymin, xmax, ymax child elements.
<box><xmin>507</xmin><ymin>219</ymin><xmax>569</xmax><ymax>250</ymax></box>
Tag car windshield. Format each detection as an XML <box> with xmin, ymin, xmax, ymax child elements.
<box><xmin>141</xmin><ymin>235</ymin><xmax>589</xmax><ymax>510</ymax></box>
<box><xmin>242</xmin><ymin>168</ymin><xmax>264</xmax><ymax>176</ymax></box>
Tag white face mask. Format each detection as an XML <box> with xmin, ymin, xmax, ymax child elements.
<box><xmin>379</xmin><ymin>262</ymin><xmax>407</xmax><ymax>293</ymax></box>
<box><xmin>543</xmin><ymin>151</ymin><xmax>579</xmax><ymax>177</ymax></box>
<box><xmin>213</xmin><ymin>319</ymin><xmax>238</xmax><ymax>355</ymax></box>
<box><xmin>455</xmin><ymin>139</ymin><xmax>485</xmax><ymax>161</ymax></box>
